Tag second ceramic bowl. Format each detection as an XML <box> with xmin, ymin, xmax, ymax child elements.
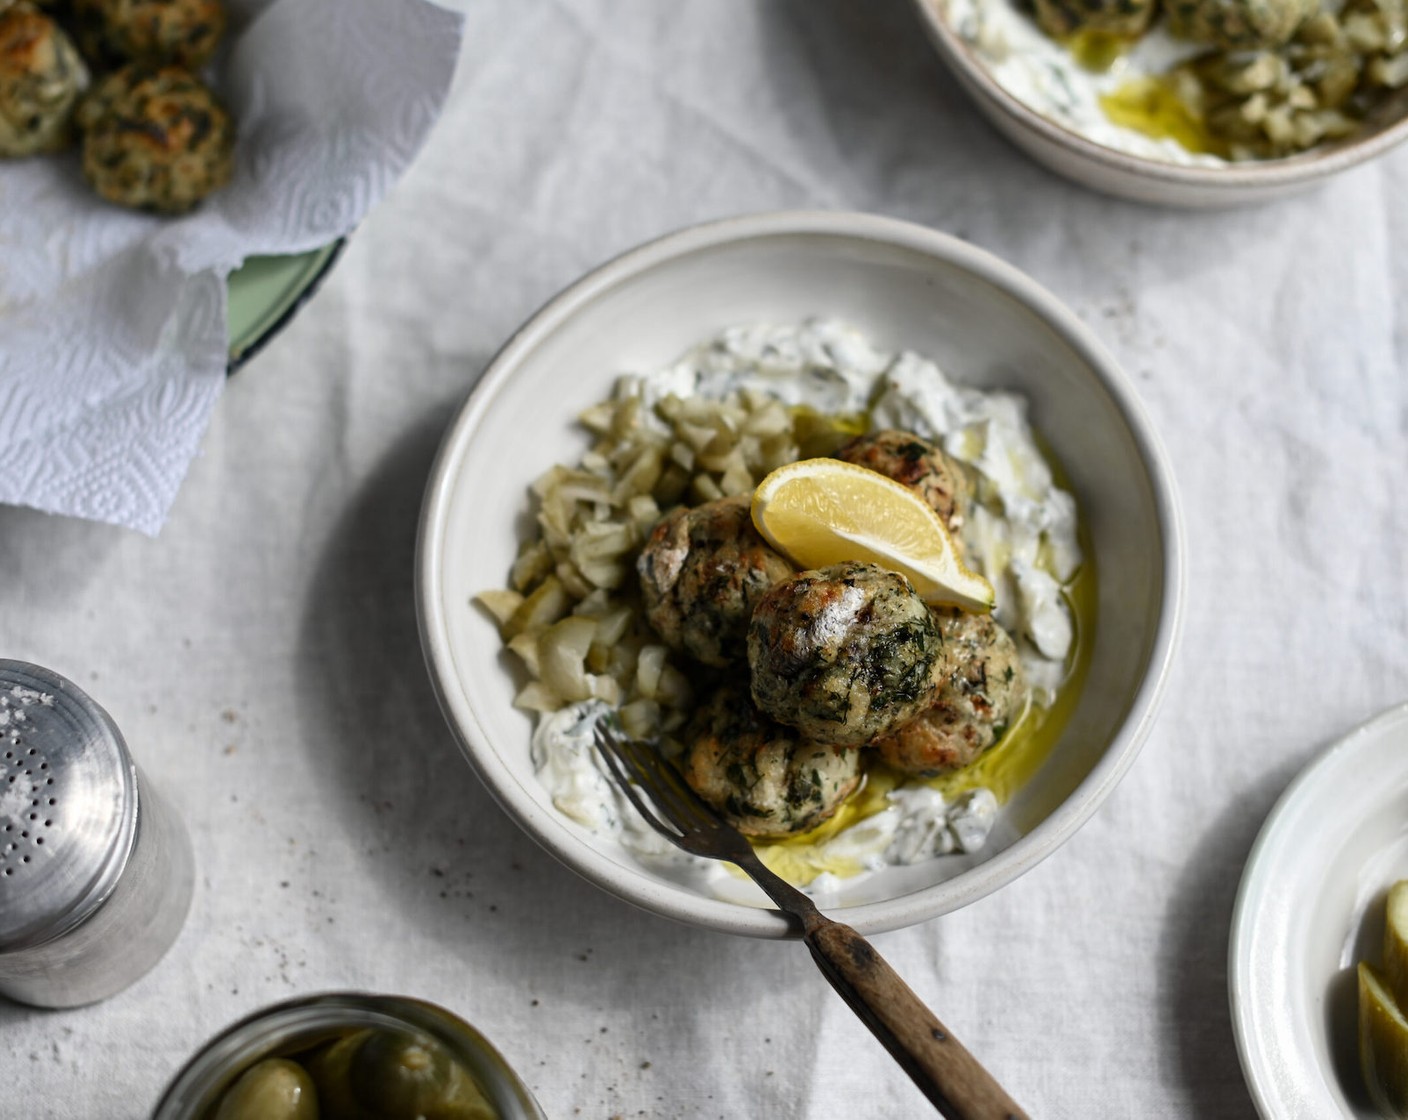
<box><xmin>909</xmin><ymin>0</ymin><xmax>1408</xmax><ymax>207</ymax></box>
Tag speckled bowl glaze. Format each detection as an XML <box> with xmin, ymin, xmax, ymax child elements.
<box><xmin>416</xmin><ymin>210</ymin><xmax>1185</xmax><ymax>939</ymax></box>
<box><xmin>910</xmin><ymin>0</ymin><xmax>1408</xmax><ymax>208</ymax></box>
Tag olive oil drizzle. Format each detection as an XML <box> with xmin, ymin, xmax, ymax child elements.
<box><xmin>749</xmin><ymin>552</ymin><xmax>1095</xmax><ymax>884</ymax></box>
<box><xmin>1098</xmin><ymin>76</ymin><xmax>1224</xmax><ymax>155</ymax></box>
<box><xmin>643</xmin><ymin>400</ymin><xmax>1094</xmax><ymax>886</ymax></box>
<box><xmin>749</xmin><ymin>462</ymin><xmax>1099</xmax><ymax>886</ymax></box>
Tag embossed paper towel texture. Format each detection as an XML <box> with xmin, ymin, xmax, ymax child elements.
<box><xmin>0</xmin><ymin>0</ymin><xmax>464</xmax><ymax>535</ymax></box>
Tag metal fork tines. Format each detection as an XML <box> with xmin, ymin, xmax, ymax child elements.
<box><xmin>590</xmin><ymin>722</ymin><xmax>757</xmax><ymax>869</ymax></box>
<box><xmin>590</xmin><ymin>717</ymin><xmax>1032</xmax><ymax>1120</ymax></box>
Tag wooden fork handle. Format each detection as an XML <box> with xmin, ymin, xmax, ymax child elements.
<box><xmin>803</xmin><ymin>917</ymin><xmax>1030</xmax><ymax>1120</ymax></box>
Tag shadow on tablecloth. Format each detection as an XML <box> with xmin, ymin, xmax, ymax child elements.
<box><xmin>1160</xmin><ymin>743</ymin><xmax>1319</xmax><ymax>1117</ymax></box>
<box><xmin>288</xmin><ymin>392</ymin><xmax>809</xmax><ymax>1056</ymax></box>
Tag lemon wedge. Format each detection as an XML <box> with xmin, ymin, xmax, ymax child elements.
<box><xmin>1361</xmin><ymin>961</ymin><xmax>1408</xmax><ymax>1117</ymax></box>
<box><xmin>750</xmin><ymin>458</ymin><xmax>996</xmax><ymax>612</ymax></box>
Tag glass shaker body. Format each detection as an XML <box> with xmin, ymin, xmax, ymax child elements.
<box><xmin>0</xmin><ymin>660</ymin><xmax>193</xmax><ymax>1008</ymax></box>
<box><xmin>151</xmin><ymin>991</ymin><xmax>547</xmax><ymax>1120</ymax></box>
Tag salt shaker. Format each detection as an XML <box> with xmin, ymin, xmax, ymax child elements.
<box><xmin>0</xmin><ymin>660</ymin><xmax>193</xmax><ymax>1008</ymax></box>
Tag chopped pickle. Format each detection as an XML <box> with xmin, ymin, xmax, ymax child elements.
<box><xmin>1030</xmin><ymin>0</ymin><xmax>1408</xmax><ymax>157</ymax></box>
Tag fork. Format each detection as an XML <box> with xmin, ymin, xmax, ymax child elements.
<box><xmin>592</xmin><ymin>721</ymin><xmax>1031</xmax><ymax>1120</ymax></box>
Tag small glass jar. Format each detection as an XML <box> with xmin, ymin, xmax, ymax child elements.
<box><xmin>151</xmin><ymin>992</ymin><xmax>546</xmax><ymax>1120</ymax></box>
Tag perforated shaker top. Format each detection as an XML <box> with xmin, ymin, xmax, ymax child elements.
<box><xmin>0</xmin><ymin>661</ymin><xmax>137</xmax><ymax>951</ymax></box>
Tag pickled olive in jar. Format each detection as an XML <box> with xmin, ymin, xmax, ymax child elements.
<box><xmin>303</xmin><ymin>1029</ymin><xmax>372</xmax><ymax>1120</ymax></box>
<box><xmin>418</xmin><ymin>1064</ymin><xmax>496</xmax><ymax>1120</ymax></box>
<box><xmin>155</xmin><ymin>995</ymin><xmax>530</xmax><ymax>1120</ymax></box>
<box><xmin>212</xmin><ymin>1059</ymin><xmax>317</xmax><ymax>1120</ymax></box>
<box><xmin>350</xmin><ymin>1029</ymin><xmax>493</xmax><ymax>1118</ymax></box>
<box><xmin>195</xmin><ymin>1027</ymin><xmax>503</xmax><ymax>1120</ymax></box>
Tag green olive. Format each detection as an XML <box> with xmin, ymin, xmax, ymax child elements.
<box><xmin>349</xmin><ymin>1029</ymin><xmax>458</xmax><ymax>1117</ymax></box>
<box><xmin>212</xmin><ymin>1058</ymin><xmax>318</xmax><ymax>1120</ymax></box>
<box><xmin>423</xmin><ymin>1061</ymin><xmax>497</xmax><ymax>1120</ymax></box>
<box><xmin>304</xmin><ymin>1029</ymin><xmax>374</xmax><ymax>1120</ymax></box>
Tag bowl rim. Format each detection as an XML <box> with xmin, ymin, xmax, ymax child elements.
<box><xmin>415</xmin><ymin>209</ymin><xmax>1187</xmax><ymax>938</ymax></box>
<box><xmin>907</xmin><ymin>0</ymin><xmax>1408</xmax><ymax>192</ymax></box>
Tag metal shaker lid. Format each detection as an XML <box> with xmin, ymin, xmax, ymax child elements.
<box><xmin>0</xmin><ymin>661</ymin><xmax>137</xmax><ymax>951</ymax></box>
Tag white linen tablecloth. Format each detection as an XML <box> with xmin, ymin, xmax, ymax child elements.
<box><xmin>1</xmin><ymin>1</ymin><xmax>1405</xmax><ymax>1116</ymax></box>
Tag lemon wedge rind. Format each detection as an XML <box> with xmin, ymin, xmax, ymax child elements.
<box><xmin>750</xmin><ymin>458</ymin><xmax>996</xmax><ymax>613</ymax></box>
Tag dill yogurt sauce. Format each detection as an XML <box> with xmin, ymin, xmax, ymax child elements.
<box><xmin>525</xmin><ymin>320</ymin><xmax>1094</xmax><ymax>900</ymax></box>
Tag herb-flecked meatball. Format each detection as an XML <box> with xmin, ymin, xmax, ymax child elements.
<box><xmin>682</xmin><ymin>682</ymin><xmax>862</xmax><ymax>839</ymax></box>
<box><xmin>0</xmin><ymin>2</ymin><xmax>87</xmax><ymax>157</ymax></box>
<box><xmin>637</xmin><ymin>495</ymin><xmax>796</xmax><ymax>668</ymax></box>
<box><xmin>72</xmin><ymin>0</ymin><xmax>226</xmax><ymax>69</ymax></box>
<box><xmin>873</xmin><ymin>609</ymin><xmax>1028</xmax><ymax>778</ymax></box>
<box><xmin>1165</xmin><ymin>0</ymin><xmax>1314</xmax><ymax>48</ymax></box>
<box><xmin>835</xmin><ymin>429</ymin><xmax>971</xmax><ymax>538</ymax></box>
<box><xmin>78</xmin><ymin>63</ymin><xmax>232</xmax><ymax>212</ymax></box>
<box><xmin>747</xmin><ymin>561</ymin><xmax>945</xmax><ymax>748</ymax></box>
<box><xmin>1032</xmin><ymin>0</ymin><xmax>1158</xmax><ymax>39</ymax></box>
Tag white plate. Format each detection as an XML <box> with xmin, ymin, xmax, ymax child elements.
<box><xmin>416</xmin><ymin>210</ymin><xmax>1184</xmax><ymax>938</ymax></box>
<box><xmin>1231</xmin><ymin>701</ymin><xmax>1408</xmax><ymax>1118</ymax></box>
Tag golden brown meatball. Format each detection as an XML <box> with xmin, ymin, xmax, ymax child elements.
<box><xmin>873</xmin><ymin>609</ymin><xmax>1028</xmax><ymax>778</ymax></box>
<box><xmin>637</xmin><ymin>495</ymin><xmax>795</xmax><ymax>669</ymax></box>
<box><xmin>747</xmin><ymin>561</ymin><xmax>944</xmax><ymax>748</ymax></box>
<box><xmin>682</xmin><ymin>682</ymin><xmax>862</xmax><ymax>839</ymax></box>
<box><xmin>835</xmin><ymin>430</ymin><xmax>970</xmax><ymax>538</ymax></box>
<box><xmin>72</xmin><ymin>0</ymin><xmax>226</xmax><ymax>69</ymax></box>
<box><xmin>78</xmin><ymin>63</ymin><xmax>232</xmax><ymax>212</ymax></box>
<box><xmin>1031</xmin><ymin>0</ymin><xmax>1158</xmax><ymax>39</ymax></box>
<box><xmin>1165</xmin><ymin>0</ymin><xmax>1314</xmax><ymax>48</ymax></box>
<box><xmin>0</xmin><ymin>2</ymin><xmax>87</xmax><ymax>157</ymax></box>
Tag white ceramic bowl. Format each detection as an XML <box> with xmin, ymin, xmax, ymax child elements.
<box><xmin>909</xmin><ymin>0</ymin><xmax>1408</xmax><ymax>208</ymax></box>
<box><xmin>416</xmin><ymin>210</ymin><xmax>1185</xmax><ymax>938</ymax></box>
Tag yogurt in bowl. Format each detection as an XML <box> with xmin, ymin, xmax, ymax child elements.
<box><xmin>910</xmin><ymin>0</ymin><xmax>1408</xmax><ymax>205</ymax></box>
<box><xmin>416</xmin><ymin>210</ymin><xmax>1184</xmax><ymax>938</ymax></box>
<box><xmin>478</xmin><ymin>317</ymin><xmax>1092</xmax><ymax>905</ymax></box>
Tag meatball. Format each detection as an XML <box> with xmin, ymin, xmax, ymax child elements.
<box><xmin>1031</xmin><ymin>0</ymin><xmax>1158</xmax><ymax>38</ymax></box>
<box><xmin>78</xmin><ymin>63</ymin><xmax>233</xmax><ymax>212</ymax></box>
<box><xmin>0</xmin><ymin>2</ymin><xmax>87</xmax><ymax>157</ymax></box>
<box><xmin>1165</xmin><ymin>0</ymin><xmax>1314</xmax><ymax>48</ymax></box>
<box><xmin>835</xmin><ymin>429</ymin><xmax>970</xmax><ymax>538</ymax></box>
<box><xmin>682</xmin><ymin>683</ymin><xmax>862</xmax><ymax>839</ymax></box>
<box><xmin>748</xmin><ymin>561</ymin><xmax>944</xmax><ymax>747</ymax></box>
<box><xmin>873</xmin><ymin>609</ymin><xmax>1028</xmax><ymax>778</ymax></box>
<box><xmin>72</xmin><ymin>0</ymin><xmax>226</xmax><ymax>69</ymax></box>
<box><xmin>637</xmin><ymin>495</ymin><xmax>795</xmax><ymax>668</ymax></box>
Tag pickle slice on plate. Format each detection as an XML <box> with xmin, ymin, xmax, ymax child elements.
<box><xmin>1384</xmin><ymin>881</ymin><xmax>1408</xmax><ymax>1008</ymax></box>
<box><xmin>1360</xmin><ymin>962</ymin><xmax>1408</xmax><ymax>1117</ymax></box>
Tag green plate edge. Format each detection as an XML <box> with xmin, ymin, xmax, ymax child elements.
<box><xmin>226</xmin><ymin>240</ymin><xmax>345</xmax><ymax>373</ymax></box>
